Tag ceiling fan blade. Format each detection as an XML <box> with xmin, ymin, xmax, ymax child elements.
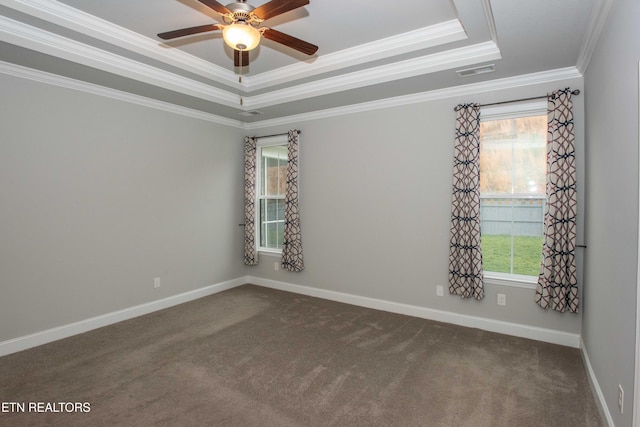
<box><xmin>196</xmin><ymin>0</ymin><xmax>232</xmax><ymax>15</ymax></box>
<box><xmin>234</xmin><ymin>49</ymin><xmax>250</xmax><ymax>67</ymax></box>
<box><xmin>252</xmin><ymin>0</ymin><xmax>309</xmax><ymax>21</ymax></box>
<box><xmin>158</xmin><ymin>24</ymin><xmax>222</xmax><ymax>40</ymax></box>
<box><xmin>262</xmin><ymin>28</ymin><xmax>318</xmax><ymax>55</ymax></box>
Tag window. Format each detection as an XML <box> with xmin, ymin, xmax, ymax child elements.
<box><xmin>256</xmin><ymin>137</ymin><xmax>288</xmax><ymax>253</ymax></box>
<box><xmin>479</xmin><ymin>102</ymin><xmax>546</xmax><ymax>281</ymax></box>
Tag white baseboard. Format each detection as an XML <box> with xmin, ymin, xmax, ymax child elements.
<box><xmin>0</xmin><ymin>277</ymin><xmax>246</xmax><ymax>357</ymax></box>
<box><xmin>247</xmin><ymin>276</ymin><xmax>581</xmax><ymax>348</ymax></box>
<box><xmin>1</xmin><ymin>275</ymin><xmax>581</xmax><ymax>357</ymax></box>
<box><xmin>580</xmin><ymin>337</ymin><xmax>615</xmax><ymax>427</ymax></box>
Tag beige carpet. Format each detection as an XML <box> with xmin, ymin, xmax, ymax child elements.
<box><xmin>0</xmin><ymin>284</ymin><xmax>603</xmax><ymax>426</ymax></box>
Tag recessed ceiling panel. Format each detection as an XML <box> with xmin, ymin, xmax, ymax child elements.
<box><xmin>54</xmin><ymin>0</ymin><xmax>458</xmax><ymax>74</ymax></box>
<box><xmin>0</xmin><ymin>0</ymin><xmax>598</xmax><ymax>124</ymax></box>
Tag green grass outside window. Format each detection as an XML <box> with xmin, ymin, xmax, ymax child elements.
<box><xmin>481</xmin><ymin>235</ymin><xmax>544</xmax><ymax>277</ymax></box>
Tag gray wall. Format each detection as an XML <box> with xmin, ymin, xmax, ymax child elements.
<box><xmin>3</xmin><ymin>35</ymin><xmax>615</xmax><ymax>419</ymax></box>
<box><xmin>582</xmin><ymin>0</ymin><xmax>640</xmax><ymax>424</ymax></box>
<box><xmin>248</xmin><ymin>77</ymin><xmax>585</xmax><ymax>335</ymax></box>
<box><xmin>1</xmin><ymin>68</ymin><xmax>589</xmax><ymax>347</ymax></box>
<box><xmin>0</xmin><ymin>73</ymin><xmax>246</xmax><ymax>341</ymax></box>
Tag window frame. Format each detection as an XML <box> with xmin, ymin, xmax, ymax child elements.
<box><xmin>255</xmin><ymin>135</ymin><xmax>288</xmax><ymax>255</ymax></box>
<box><xmin>480</xmin><ymin>100</ymin><xmax>547</xmax><ymax>289</ymax></box>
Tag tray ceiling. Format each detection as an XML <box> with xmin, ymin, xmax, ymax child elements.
<box><xmin>0</xmin><ymin>0</ymin><xmax>598</xmax><ymax>126</ymax></box>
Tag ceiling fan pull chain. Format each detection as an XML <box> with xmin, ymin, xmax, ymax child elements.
<box><xmin>239</xmin><ymin>50</ymin><xmax>242</xmax><ymax>103</ymax></box>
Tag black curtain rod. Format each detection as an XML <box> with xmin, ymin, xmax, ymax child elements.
<box><xmin>252</xmin><ymin>130</ymin><xmax>301</xmax><ymax>139</ymax></box>
<box><xmin>454</xmin><ymin>89</ymin><xmax>581</xmax><ymax>111</ymax></box>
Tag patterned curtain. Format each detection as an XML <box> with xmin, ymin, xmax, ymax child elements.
<box><xmin>448</xmin><ymin>104</ymin><xmax>484</xmax><ymax>299</ymax></box>
<box><xmin>281</xmin><ymin>130</ymin><xmax>305</xmax><ymax>272</ymax></box>
<box><xmin>243</xmin><ymin>136</ymin><xmax>258</xmax><ymax>266</ymax></box>
<box><xmin>536</xmin><ymin>89</ymin><xmax>578</xmax><ymax>313</ymax></box>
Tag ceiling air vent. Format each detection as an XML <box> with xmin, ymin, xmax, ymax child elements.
<box><xmin>238</xmin><ymin>110</ymin><xmax>263</xmax><ymax>117</ymax></box>
<box><xmin>456</xmin><ymin>64</ymin><xmax>495</xmax><ymax>77</ymax></box>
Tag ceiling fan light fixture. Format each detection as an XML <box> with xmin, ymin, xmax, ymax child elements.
<box><xmin>223</xmin><ymin>22</ymin><xmax>261</xmax><ymax>51</ymax></box>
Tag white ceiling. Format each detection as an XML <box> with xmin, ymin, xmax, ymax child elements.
<box><xmin>0</xmin><ymin>0</ymin><xmax>600</xmax><ymax>127</ymax></box>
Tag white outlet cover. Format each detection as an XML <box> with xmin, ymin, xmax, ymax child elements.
<box><xmin>618</xmin><ymin>384</ymin><xmax>624</xmax><ymax>413</ymax></box>
<box><xmin>497</xmin><ymin>293</ymin><xmax>506</xmax><ymax>306</ymax></box>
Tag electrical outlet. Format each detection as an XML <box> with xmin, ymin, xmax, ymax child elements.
<box><xmin>497</xmin><ymin>293</ymin><xmax>506</xmax><ymax>306</ymax></box>
<box><xmin>153</xmin><ymin>277</ymin><xmax>161</xmax><ymax>289</ymax></box>
<box><xmin>618</xmin><ymin>384</ymin><xmax>624</xmax><ymax>413</ymax></box>
<box><xmin>274</xmin><ymin>262</ymin><xmax>279</xmax><ymax>271</ymax></box>
<box><xmin>436</xmin><ymin>285</ymin><xmax>444</xmax><ymax>297</ymax></box>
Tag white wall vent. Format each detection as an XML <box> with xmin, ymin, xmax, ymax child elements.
<box><xmin>456</xmin><ymin>64</ymin><xmax>495</xmax><ymax>77</ymax></box>
<box><xmin>238</xmin><ymin>110</ymin><xmax>264</xmax><ymax>117</ymax></box>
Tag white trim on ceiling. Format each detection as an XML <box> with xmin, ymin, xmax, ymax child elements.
<box><xmin>0</xmin><ymin>15</ymin><xmax>241</xmax><ymax>107</ymax></box>
<box><xmin>246</xmin><ymin>20</ymin><xmax>468</xmax><ymax>91</ymax></box>
<box><xmin>1</xmin><ymin>0</ymin><xmax>468</xmax><ymax>93</ymax></box>
<box><xmin>0</xmin><ymin>0</ymin><xmax>591</xmax><ymax>122</ymax></box>
<box><xmin>0</xmin><ymin>0</ymin><xmax>238</xmax><ymax>86</ymax></box>
<box><xmin>0</xmin><ymin>13</ymin><xmax>498</xmax><ymax>111</ymax></box>
<box><xmin>245</xmin><ymin>41</ymin><xmax>502</xmax><ymax>110</ymax></box>
<box><xmin>576</xmin><ymin>0</ymin><xmax>615</xmax><ymax>74</ymax></box>
<box><xmin>0</xmin><ymin>59</ymin><xmax>581</xmax><ymax>131</ymax></box>
<box><xmin>244</xmin><ymin>66</ymin><xmax>582</xmax><ymax>129</ymax></box>
<box><xmin>0</xmin><ymin>60</ymin><xmax>243</xmax><ymax>128</ymax></box>
<box><xmin>480</xmin><ymin>0</ymin><xmax>499</xmax><ymax>47</ymax></box>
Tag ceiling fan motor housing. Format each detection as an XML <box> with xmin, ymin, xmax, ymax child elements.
<box><xmin>224</xmin><ymin>2</ymin><xmax>256</xmax><ymax>24</ymax></box>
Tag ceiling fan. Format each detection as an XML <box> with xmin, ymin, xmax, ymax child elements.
<box><xmin>158</xmin><ymin>0</ymin><xmax>318</xmax><ymax>68</ymax></box>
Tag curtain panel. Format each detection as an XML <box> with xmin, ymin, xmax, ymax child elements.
<box><xmin>448</xmin><ymin>104</ymin><xmax>484</xmax><ymax>300</ymax></box>
<box><xmin>536</xmin><ymin>88</ymin><xmax>579</xmax><ymax>313</ymax></box>
<box><xmin>243</xmin><ymin>136</ymin><xmax>258</xmax><ymax>266</ymax></box>
<box><xmin>281</xmin><ymin>130</ymin><xmax>305</xmax><ymax>272</ymax></box>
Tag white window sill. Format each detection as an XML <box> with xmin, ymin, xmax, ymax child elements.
<box><xmin>484</xmin><ymin>273</ymin><xmax>537</xmax><ymax>289</ymax></box>
<box><xmin>258</xmin><ymin>249</ymin><xmax>282</xmax><ymax>257</ymax></box>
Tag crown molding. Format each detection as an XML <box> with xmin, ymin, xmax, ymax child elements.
<box><xmin>0</xmin><ymin>15</ymin><xmax>240</xmax><ymax>107</ymax></box>
<box><xmin>576</xmin><ymin>0</ymin><xmax>615</xmax><ymax>74</ymax></box>
<box><xmin>1</xmin><ymin>0</ymin><xmax>468</xmax><ymax>94</ymax></box>
<box><xmin>0</xmin><ymin>0</ymin><xmax>238</xmax><ymax>86</ymax></box>
<box><xmin>1</xmin><ymin>0</ymin><xmax>477</xmax><ymax>98</ymax></box>
<box><xmin>0</xmin><ymin>0</ymin><xmax>591</xmax><ymax>128</ymax></box>
<box><xmin>246</xmin><ymin>20</ymin><xmax>467</xmax><ymax>91</ymax></box>
<box><xmin>480</xmin><ymin>0</ymin><xmax>499</xmax><ymax>47</ymax></box>
<box><xmin>0</xmin><ymin>60</ymin><xmax>244</xmax><ymax>128</ymax></box>
<box><xmin>1</xmin><ymin>57</ymin><xmax>581</xmax><ymax>132</ymax></box>
<box><xmin>244</xmin><ymin>66</ymin><xmax>583</xmax><ymax>129</ymax></box>
<box><xmin>0</xmin><ymin>12</ymin><xmax>499</xmax><ymax>111</ymax></box>
<box><xmin>245</xmin><ymin>41</ymin><xmax>502</xmax><ymax>109</ymax></box>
